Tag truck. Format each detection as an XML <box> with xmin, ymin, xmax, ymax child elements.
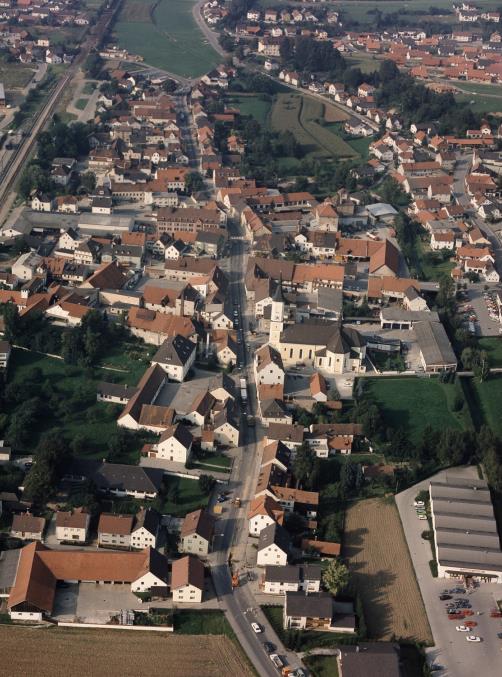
<box><xmin>270</xmin><ymin>654</ymin><xmax>284</xmax><ymax>669</ymax></box>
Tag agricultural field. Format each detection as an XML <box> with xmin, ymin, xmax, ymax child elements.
<box><xmin>345</xmin><ymin>53</ymin><xmax>382</xmax><ymax>74</ymax></box>
<box><xmin>114</xmin><ymin>0</ymin><xmax>219</xmax><ymax>78</ymax></box>
<box><xmin>364</xmin><ymin>377</ymin><xmax>469</xmax><ymax>445</ymax></box>
<box><xmin>454</xmin><ymin>81</ymin><xmax>502</xmax><ymax>114</ymax></box>
<box><xmin>343</xmin><ymin>497</ymin><xmax>432</xmax><ymax>643</ymax></box>
<box><xmin>227</xmin><ymin>93</ymin><xmax>272</xmax><ymax>125</ymax></box>
<box><xmin>0</xmin><ymin>627</ymin><xmax>254</xmax><ymax>677</ymax></box>
<box><xmin>270</xmin><ymin>93</ymin><xmax>357</xmax><ymax>159</ymax></box>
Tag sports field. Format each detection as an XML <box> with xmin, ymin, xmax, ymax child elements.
<box><xmin>364</xmin><ymin>377</ymin><xmax>467</xmax><ymax>445</ymax></box>
<box><xmin>270</xmin><ymin>93</ymin><xmax>357</xmax><ymax>159</ymax></box>
<box><xmin>115</xmin><ymin>0</ymin><xmax>219</xmax><ymax>77</ymax></box>
<box><xmin>0</xmin><ymin>627</ymin><xmax>253</xmax><ymax>677</ymax></box>
<box><xmin>343</xmin><ymin>497</ymin><xmax>433</xmax><ymax>643</ymax></box>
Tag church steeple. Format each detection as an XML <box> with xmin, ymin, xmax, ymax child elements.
<box><xmin>269</xmin><ymin>274</ymin><xmax>285</xmax><ymax>346</ymax></box>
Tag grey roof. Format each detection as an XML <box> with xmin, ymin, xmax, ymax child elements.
<box><xmin>93</xmin><ymin>463</ymin><xmax>164</xmax><ymax>495</ymax></box>
<box><xmin>414</xmin><ymin>320</ymin><xmax>457</xmax><ymax>367</ymax></box>
<box><xmin>258</xmin><ymin>522</ymin><xmax>291</xmax><ymax>554</ymax></box>
<box><xmin>316</xmin><ymin>287</ymin><xmax>343</xmax><ymax>313</ymax></box>
<box><xmin>261</xmin><ymin>399</ymin><xmax>289</xmax><ymax>419</ymax></box>
<box><xmin>301</xmin><ymin>563</ymin><xmax>322</xmax><ymax>582</ymax></box>
<box><xmin>366</xmin><ymin>203</ymin><xmax>398</xmax><ymax>218</ymax></box>
<box><xmin>381</xmin><ymin>308</ymin><xmax>439</xmax><ymax>323</ymax></box>
<box><xmin>281</xmin><ymin>320</ymin><xmax>365</xmax><ymax>354</ymax></box>
<box><xmin>285</xmin><ymin>591</ymin><xmax>333</xmax><ymax>619</ymax></box>
<box><xmin>339</xmin><ymin>643</ymin><xmax>401</xmax><ymax>677</ymax></box>
<box><xmin>265</xmin><ymin>564</ymin><xmax>301</xmax><ymax>584</ymax></box>
<box><xmin>430</xmin><ymin>475</ymin><xmax>502</xmax><ymax>574</ymax></box>
<box><xmin>0</xmin><ymin>549</ymin><xmax>21</xmax><ymax>591</ymax></box>
<box><xmin>97</xmin><ymin>382</ymin><xmax>138</xmax><ymax>399</ymax></box>
<box><xmin>152</xmin><ymin>334</ymin><xmax>195</xmax><ymax>367</ymax></box>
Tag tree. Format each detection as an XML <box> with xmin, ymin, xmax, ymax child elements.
<box><xmin>322</xmin><ymin>559</ymin><xmax>350</xmax><ymax>596</ymax></box>
<box><xmin>199</xmin><ymin>474</ymin><xmax>216</xmax><ymax>495</ymax></box>
<box><xmin>185</xmin><ymin>171</ymin><xmax>204</xmax><ymax>194</ymax></box>
<box><xmin>80</xmin><ymin>171</ymin><xmax>96</xmax><ymax>192</ymax></box>
<box><xmin>292</xmin><ymin>443</ymin><xmax>315</xmax><ymax>485</ymax></box>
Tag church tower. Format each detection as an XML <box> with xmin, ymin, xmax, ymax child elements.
<box><xmin>269</xmin><ymin>275</ymin><xmax>286</xmax><ymax>346</ymax></box>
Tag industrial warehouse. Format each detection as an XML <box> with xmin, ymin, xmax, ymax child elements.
<box><xmin>430</xmin><ymin>475</ymin><xmax>502</xmax><ymax>583</ymax></box>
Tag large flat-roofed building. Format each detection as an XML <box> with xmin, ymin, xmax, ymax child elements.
<box><xmin>414</xmin><ymin>320</ymin><xmax>457</xmax><ymax>372</ymax></box>
<box><xmin>430</xmin><ymin>475</ymin><xmax>502</xmax><ymax>582</ymax></box>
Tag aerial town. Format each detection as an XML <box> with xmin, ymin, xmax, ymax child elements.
<box><xmin>0</xmin><ymin>1</ymin><xmax>502</xmax><ymax>676</ymax></box>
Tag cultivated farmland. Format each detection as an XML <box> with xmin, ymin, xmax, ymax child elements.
<box><xmin>115</xmin><ymin>0</ymin><xmax>219</xmax><ymax>78</ymax></box>
<box><xmin>0</xmin><ymin>627</ymin><xmax>254</xmax><ymax>677</ymax></box>
<box><xmin>343</xmin><ymin>497</ymin><xmax>432</xmax><ymax>643</ymax></box>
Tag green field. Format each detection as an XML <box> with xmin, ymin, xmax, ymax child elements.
<box><xmin>75</xmin><ymin>98</ymin><xmax>89</xmax><ymax>110</ymax></box>
<box><xmin>0</xmin><ymin>56</ymin><xmax>35</xmax><ymax>89</ymax></box>
<box><xmin>345</xmin><ymin>53</ymin><xmax>382</xmax><ymax>74</ymax></box>
<box><xmin>228</xmin><ymin>94</ymin><xmax>272</xmax><ymax>125</ymax></box>
<box><xmin>115</xmin><ymin>0</ymin><xmax>219</xmax><ymax>78</ymax></box>
<box><xmin>478</xmin><ymin>337</ymin><xmax>502</xmax><ymax>368</ymax></box>
<box><xmin>454</xmin><ymin>82</ymin><xmax>502</xmax><ymax>113</ymax></box>
<box><xmin>471</xmin><ymin>375</ymin><xmax>502</xmax><ymax>436</ymax></box>
<box><xmin>303</xmin><ymin>655</ymin><xmax>339</xmax><ymax>677</ymax></box>
<box><xmin>270</xmin><ymin>93</ymin><xmax>358</xmax><ymax>159</ymax></box>
<box><xmin>364</xmin><ymin>377</ymin><xmax>468</xmax><ymax>445</ymax></box>
<box><xmin>82</xmin><ymin>81</ymin><xmax>97</xmax><ymax>95</ymax></box>
<box><xmin>162</xmin><ymin>476</ymin><xmax>210</xmax><ymax>516</ymax></box>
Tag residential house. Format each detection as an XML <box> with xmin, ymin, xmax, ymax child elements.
<box><xmin>257</xmin><ymin>522</ymin><xmax>290</xmax><ymax>566</ymax></box>
<box><xmin>171</xmin><ymin>555</ymin><xmax>205</xmax><ymax>603</ymax></box>
<box><xmin>55</xmin><ymin>508</ymin><xmax>90</xmax><ymax>544</ymax></box>
<box><xmin>179</xmin><ymin>508</ymin><xmax>215</xmax><ymax>556</ymax></box>
<box><xmin>146</xmin><ymin>423</ymin><xmax>193</xmax><ymax>464</ymax></box>
<box><xmin>98</xmin><ymin>513</ymin><xmax>134</xmax><ymax>549</ymax></box>
<box><xmin>11</xmin><ymin>514</ymin><xmax>45</xmax><ymax>542</ymax></box>
<box><xmin>262</xmin><ymin>564</ymin><xmax>322</xmax><ymax>595</ymax></box>
<box><xmin>131</xmin><ymin>507</ymin><xmax>161</xmax><ymax>550</ymax></box>
<box><xmin>151</xmin><ymin>334</ymin><xmax>196</xmax><ymax>382</ymax></box>
<box><xmin>248</xmin><ymin>495</ymin><xmax>285</xmax><ymax>536</ymax></box>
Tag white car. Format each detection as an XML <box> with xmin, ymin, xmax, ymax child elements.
<box><xmin>456</xmin><ymin>625</ymin><xmax>469</xmax><ymax>632</ymax></box>
<box><xmin>466</xmin><ymin>635</ymin><xmax>481</xmax><ymax>642</ymax></box>
<box><xmin>251</xmin><ymin>622</ymin><xmax>262</xmax><ymax>633</ymax></box>
<box><xmin>414</xmin><ymin>501</ymin><xmax>425</xmax><ymax>507</ymax></box>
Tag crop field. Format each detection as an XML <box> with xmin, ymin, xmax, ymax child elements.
<box><xmin>0</xmin><ymin>627</ymin><xmax>253</xmax><ymax>677</ymax></box>
<box><xmin>343</xmin><ymin>498</ymin><xmax>432</xmax><ymax>643</ymax></box>
<box><xmin>364</xmin><ymin>377</ymin><xmax>468</xmax><ymax>445</ymax></box>
<box><xmin>270</xmin><ymin>93</ymin><xmax>357</xmax><ymax>159</ymax></box>
<box><xmin>115</xmin><ymin>0</ymin><xmax>219</xmax><ymax>78</ymax></box>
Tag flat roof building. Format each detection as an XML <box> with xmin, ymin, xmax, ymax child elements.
<box><xmin>430</xmin><ymin>474</ymin><xmax>502</xmax><ymax>582</ymax></box>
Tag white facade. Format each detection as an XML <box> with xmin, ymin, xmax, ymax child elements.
<box><xmin>180</xmin><ymin>533</ymin><xmax>210</xmax><ymax>556</ymax></box>
<box><xmin>172</xmin><ymin>583</ymin><xmax>203</xmax><ymax>603</ymax></box>
<box><xmin>257</xmin><ymin>544</ymin><xmax>288</xmax><ymax>567</ymax></box>
<box><xmin>131</xmin><ymin>526</ymin><xmax>158</xmax><ymax>550</ymax></box>
<box><xmin>249</xmin><ymin>513</ymin><xmax>276</xmax><ymax>537</ymax></box>
<box><xmin>155</xmin><ymin>434</ymin><xmax>192</xmax><ymax>464</ymax></box>
<box><xmin>131</xmin><ymin>570</ymin><xmax>166</xmax><ymax>593</ymax></box>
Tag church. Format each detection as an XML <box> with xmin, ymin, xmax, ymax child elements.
<box><xmin>268</xmin><ymin>279</ymin><xmax>366</xmax><ymax>376</ymax></box>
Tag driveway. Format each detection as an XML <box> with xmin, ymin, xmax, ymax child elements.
<box><xmin>395</xmin><ymin>467</ymin><xmax>502</xmax><ymax>676</ymax></box>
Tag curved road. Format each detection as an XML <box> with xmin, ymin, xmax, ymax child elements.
<box><xmin>192</xmin><ymin>0</ymin><xmax>227</xmax><ymax>58</ymax></box>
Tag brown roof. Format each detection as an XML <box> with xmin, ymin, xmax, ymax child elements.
<box><xmin>310</xmin><ymin>372</ymin><xmax>327</xmax><ymax>396</ymax></box>
<box><xmin>272</xmin><ymin>486</ymin><xmax>319</xmax><ymax>506</ymax></box>
<box><xmin>8</xmin><ymin>543</ymin><xmax>166</xmax><ymax>613</ymax></box>
<box><xmin>258</xmin><ymin>383</ymin><xmax>284</xmax><ymax>401</ymax></box>
<box><xmin>267</xmin><ymin>423</ymin><xmax>304</xmax><ymax>444</ymax></box>
<box><xmin>248</xmin><ymin>495</ymin><xmax>284</xmax><ymax>524</ymax></box>
<box><xmin>98</xmin><ymin>513</ymin><xmax>134</xmax><ymax>536</ymax></box>
<box><xmin>55</xmin><ymin>507</ymin><xmax>88</xmax><ymax>530</ymax></box>
<box><xmin>368</xmin><ymin>240</ymin><xmax>400</xmax><ymax>275</ymax></box>
<box><xmin>180</xmin><ymin>508</ymin><xmax>215</xmax><ymax>541</ymax></box>
<box><xmin>171</xmin><ymin>555</ymin><xmax>205</xmax><ymax>590</ymax></box>
<box><xmin>301</xmin><ymin>539</ymin><xmax>341</xmax><ymax>556</ymax></box>
<box><xmin>83</xmin><ymin>261</ymin><xmax>127</xmax><ymax>290</ymax></box>
<box><xmin>11</xmin><ymin>513</ymin><xmax>45</xmax><ymax>535</ymax></box>
<box><xmin>119</xmin><ymin>364</ymin><xmax>166</xmax><ymax>425</ymax></box>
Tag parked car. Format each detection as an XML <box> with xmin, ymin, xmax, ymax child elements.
<box><xmin>270</xmin><ymin>654</ymin><xmax>284</xmax><ymax>669</ymax></box>
<box><xmin>439</xmin><ymin>594</ymin><xmax>452</xmax><ymax>600</ymax></box>
<box><xmin>263</xmin><ymin>642</ymin><xmax>275</xmax><ymax>653</ymax></box>
<box><xmin>466</xmin><ymin>635</ymin><xmax>481</xmax><ymax>642</ymax></box>
<box><xmin>414</xmin><ymin>500</ymin><xmax>425</xmax><ymax>507</ymax></box>
<box><xmin>251</xmin><ymin>622</ymin><xmax>262</xmax><ymax>633</ymax></box>
<box><xmin>456</xmin><ymin>626</ymin><xmax>469</xmax><ymax>632</ymax></box>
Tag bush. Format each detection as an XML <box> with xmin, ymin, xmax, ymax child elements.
<box><xmin>429</xmin><ymin>559</ymin><xmax>438</xmax><ymax>577</ymax></box>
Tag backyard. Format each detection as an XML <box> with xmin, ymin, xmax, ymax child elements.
<box><xmin>343</xmin><ymin>497</ymin><xmax>432</xmax><ymax>643</ymax></box>
<box><xmin>363</xmin><ymin>377</ymin><xmax>470</xmax><ymax>445</ymax></box>
<box><xmin>478</xmin><ymin>337</ymin><xmax>502</xmax><ymax>368</ymax></box>
<box><xmin>469</xmin><ymin>375</ymin><xmax>502</xmax><ymax>436</ymax></box>
<box><xmin>114</xmin><ymin>0</ymin><xmax>219</xmax><ymax>77</ymax></box>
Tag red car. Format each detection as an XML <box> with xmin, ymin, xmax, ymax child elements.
<box><xmin>464</xmin><ymin>621</ymin><xmax>477</xmax><ymax>628</ymax></box>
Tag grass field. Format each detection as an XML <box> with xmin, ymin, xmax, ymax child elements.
<box><xmin>343</xmin><ymin>498</ymin><xmax>432</xmax><ymax>643</ymax></box>
<box><xmin>454</xmin><ymin>81</ymin><xmax>502</xmax><ymax>113</ymax></box>
<box><xmin>0</xmin><ymin>56</ymin><xmax>35</xmax><ymax>89</ymax></box>
<box><xmin>0</xmin><ymin>626</ymin><xmax>253</xmax><ymax>677</ymax></box>
<box><xmin>75</xmin><ymin>98</ymin><xmax>89</xmax><ymax>110</ymax></box>
<box><xmin>470</xmin><ymin>375</ymin><xmax>502</xmax><ymax>436</ymax></box>
<box><xmin>304</xmin><ymin>655</ymin><xmax>339</xmax><ymax>677</ymax></box>
<box><xmin>345</xmin><ymin>53</ymin><xmax>381</xmax><ymax>74</ymax></box>
<box><xmin>478</xmin><ymin>337</ymin><xmax>502</xmax><ymax>368</ymax></box>
<box><xmin>162</xmin><ymin>476</ymin><xmax>210</xmax><ymax>516</ymax></box>
<box><xmin>270</xmin><ymin>93</ymin><xmax>357</xmax><ymax>159</ymax></box>
<box><xmin>115</xmin><ymin>0</ymin><xmax>219</xmax><ymax>77</ymax></box>
<box><xmin>82</xmin><ymin>81</ymin><xmax>97</xmax><ymax>95</ymax></box>
<box><xmin>364</xmin><ymin>377</ymin><xmax>468</xmax><ymax>445</ymax></box>
<box><xmin>228</xmin><ymin>94</ymin><xmax>272</xmax><ymax>125</ymax></box>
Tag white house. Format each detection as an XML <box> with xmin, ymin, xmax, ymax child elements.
<box><xmin>262</xmin><ymin>564</ymin><xmax>322</xmax><ymax>595</ymax></box>
<box><xmin>130</xmin><ymin>508</ymin><xmax>160</xmax><ymax>550</ymax></box>
<box><xmin>55</xmin><ymin>508</ymin><xmax>90</xmax><ymax>544</ymax></box>
<box><xmin>248</xmin><ymin>495</ymin><xmax>285</xmax><ymax>537</ymax></box>
<box><xmin>254</xmin><ymin>344</ymin><xmax>285</xmax><ymax>385</ymax></box>
<box><xmin>171</xmin><ymin>555</ymin><xmax>205</xmax><ymax>603</ymax></box>
<box><xmin>179</xmin><ymin>508</ymin><xmax>215</xmax><ymax>556</ymax></box>
<box><xmin>11</xmin><ymin>513</ymin><xmax>46</xmax><ymax>541</ymax></box>
<box><xmin>151</xmin><ymin>334</ymin><xmax>196</xmax><ymax>382</ymax></box>
<box><xmin>97</xmin><ymin>513</ymin><xmax>134</xmax><ymax>549</ymax></box>
<box><xmin>257</xmin><ymin>522</ymin><xmax>290</xmax><ymax>567</ymax></box>
<box><xmin>149</xmin><ymin>423</ymin><xmax>193</xmax><ymax>464</ymax></box>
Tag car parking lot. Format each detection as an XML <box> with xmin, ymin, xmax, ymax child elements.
<box><xmin>464</xmin><ymin>286</ymin><xmax>502</xmax><ymax>336</ymax></box>
<box><xmin>396</xmin><ymin>469</ymin><xmax>502</xmax><ymax>677</ymax></box>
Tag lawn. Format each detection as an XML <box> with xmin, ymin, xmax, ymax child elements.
<box><xmin>82</xmin><ymin>81</ymin><xmax>97</xmax><ymax>95</ymax></box>
<box><xmin>75</xmin><ymin>98</ymin><xmax>89</xmax><ymax>110</ymax></box>
<box><xmin>114</xmin><ymin>0</ymin><xmax>220</xmax><ymax>77</ymax></box>
<box><xmin>364</xmin><ymin>377</ymin><xmax>467</xmax><ymax>445</ymax></box>
<box><xmin>343</xmin><ymin>498</ymin><xmax>432</xmax><ymax>643</ymax></box>
<box><xmin>0</xmin><ymin>57</ymin><xmax>35</xmax><ymax>89</ymax></box>
<box><xmin>174</xmin><ymin>610</ymin><xmax>234</xmax><ymax>636</ymax></box>
<box><xmin>478</xmin><ymin>337</ymin><xmax>502</xmax><ymax>368</ymax></box>
<box><xmin>192</xmin><ymin>451</ymin><xmax>231</xmax><ymax>472</ymax></box>
<box><xmin>228</xmin><ymin>93</ymin><xmax>272</xmax><ymax>125</ymax></box>
<box><xmin>345</xmin><ymin>53</ymin><xmax>382</xmax><ymax>74</ymax></box>
<box><xmin>97</xmin><ymin>339</ymin><xmax>155</xmax><ymax>385</ymax></box>
<box><xmin>470</xmin><ymin>375</ymin><xmax>502</xmax><ymax>436</ymax></box>
<box><xmin>270</xmin><ymin>93</ymin><xmax>357</xmax><ymax>159</ymax></box>
<box><xmin>162</xmin><ymin>475</ymin><xmax>210</xmax><ymax>516</ymax></box>
<box><xmin>303</xmin><ymin>655</ymin><xmax>339</xmax><ymax>677</ymax></box>
<box><xmin>417</xmin><ymin>239</ymin><xmax>455</xmax><ymax>281</ymax></box>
